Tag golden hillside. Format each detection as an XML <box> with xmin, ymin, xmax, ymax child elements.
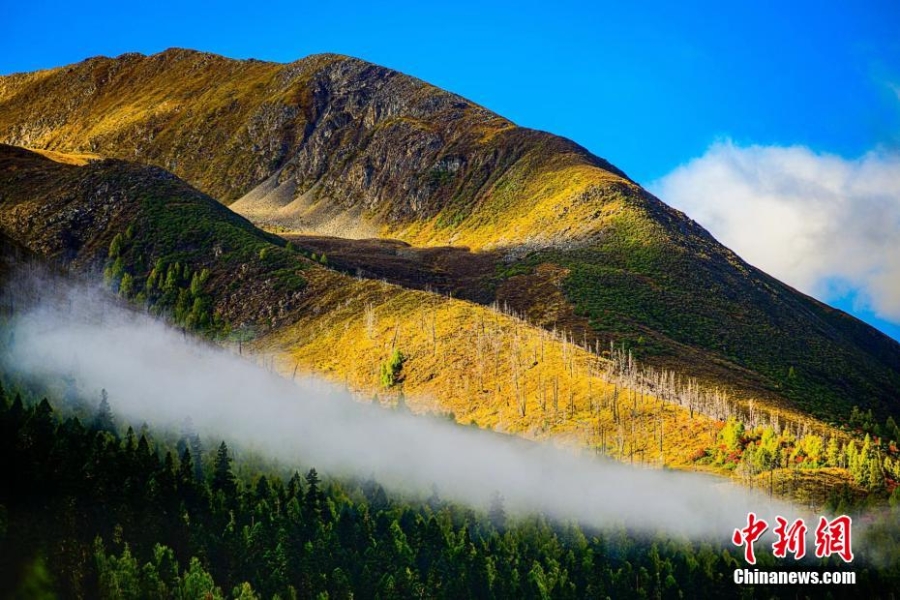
<box><xmin>251</xmin><ymin>268</ymin><xmax>884</xmax><ymax>505</ymax></box>
<box><xmin>4</xmin><ymin>50</ymin><xmax>899</xmax><ymax>431</ymax></box>
<box><xmin>0</xmin><ymin>48</ymin><xmax>632</xmax><ymax>250</ymax></box>
<box><xmin>4</xmin><ymin>49</ymin><xmax>900</xmax><ymax>431</ymax></box>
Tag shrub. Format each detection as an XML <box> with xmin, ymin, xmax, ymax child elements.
<box><xmin>380</xmin><ymin>349</ymin><xmax>406</xmax><ymax>388</ymax></box>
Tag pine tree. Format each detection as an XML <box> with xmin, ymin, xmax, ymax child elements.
<box><xmin>826</xmin><ymin>436</ymin><xmax>841</xmax><ymax>467</ymax></box>
<box><xmin>212</xmin><ymin>441</ymin><xmax>237</xmax><ymax>496</ymax></box>
<box><xmin>488</xmin><ymin>492</ymin><xmax>507</xmax><ymax>530</ymax></box>
<box><xmin>178</xmin><ymin>448</ymin><xmax>195</xmax><ymax>486</ymax></box>
<box><xmin>254</xmin><ymin>475</ymin><xmax>272</xmax><ymax>501</ymax></box>
<box><xmin>866</xmin><ymin>457</ymin><xmax>884</xmax><ymax>491</ymax></box>
<box><xmin>119</xmin><ymin>272</ymin><xmax>134</xmax><ymax>297</ymax></box>
<box><xmin>181</xmin><ymin>557</ymin><xmax>223</xmax><ymax>599</ymax></box>
<box><xmin>180</xmin><ymin>418</ymin><xmax>204</xmax><ymax>482</ymax></box>
<box><xmin>287</xmin><ymin>471</ymin><xmax>304</xmax><ymax>499</ymax></box>
<box><xmin>92</xmin><ymin>389</ymin><xmax>116</xmax><ymax>435</ymax></box>
<box><xmin>304</xmin><ymin>468</ymin><xmax>322</xmax><ymax>519</ymax></box>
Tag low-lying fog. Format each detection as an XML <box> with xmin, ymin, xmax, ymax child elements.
<box><xmin>4</xmin><ymin>272</ymin><xmax>806</xmax><ymax>540</ymax></box>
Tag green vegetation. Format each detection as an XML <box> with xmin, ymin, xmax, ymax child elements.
<box><xmin>101</xmin><ymin>185</ymin><xmax>309</xmax><ymax>334</ymax></box>
<box><xmin>2</xmin><ymin>379</ymin><xmax>894</xmax><ymax>599</ymax></box>
<box><xmin>698</xmin><ymin>417</ymin><xmax>900</xmax><ymax>495</ymax></box>
<box><xmin>108</xmin><ymin>235</ymin><xmax>220</xmax><ymax>330</ymax></box>
<box><xmin>380</xmin><ymin>348</ymin><xmax>406</xmax><ymax>388</ymax></box>
<box><xmin>427</xmin><ymin>166</ymin><xmax>454</xmax><ymax>188</ymax></box>
<box><xmin>493</xmin><ymin>207</ymin><xmax>900</xmax><ymax>425</ymax></box>
<box><xmin>0</xmin><ymin>146</ymin><xmax>308</xmax><ymax>336</ymax></box>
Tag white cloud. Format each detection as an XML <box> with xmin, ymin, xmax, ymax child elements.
<box><xmin>650</xmin><ymin>141</ymin><xmax>900</xmax><ymax>323</ymax></box>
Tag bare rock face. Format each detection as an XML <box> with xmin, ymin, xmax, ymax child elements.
<box><xmin>257</xmin><ymin>56</ymin><xmax>631</xmax><ymax>234</ymax></box>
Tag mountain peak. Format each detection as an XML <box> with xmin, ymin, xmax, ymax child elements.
<box><xmin>0</xmin><ymin>48</ymin><xmax>627</xmax><ymax>246</ymax></box>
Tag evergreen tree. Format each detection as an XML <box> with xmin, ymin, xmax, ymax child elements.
<box><xmin>212</xmin><ymin>441</ymin><xmax>237</xmax><ymax>497</ymax></box>
<box><xmin>826</xmin><ymin>436</ymin><xmax>841</xmax><ymax>467</ymax></box>
<box><xmin>489</xmin><ymin>492</ymin><xmax>507</xmax><ymax>530</ymax></box>
<box><xmin>179</xmin><ymin>418</ymin><xmax>204</xmax><ymax>482</ymax></box>
<box><xmin>304</xmin><ymin>468</ymin><xmax>321</xmax><ymax>519</ymax></box>
<box><xmin>1</xmin><ymin>375</ymin><xmax>896</xmax><ymax>599</ymax></box>
<box><xmin>92</xmin><ymin>389</ymin><xmax>116</xmax><ymax>435</ymax></box>
<box><xmin>287</xmin><ymin>471</ymin><xmax>304</xmax><ymax>499</ymax></box>
<box><xmin>178</xmin><ymin>448</ymin><xmax>194</xmax><ymax>486</ymax></box>
<box><xmin>181</xmin><ymin>557</ymin><xmax>222</xmax><ymax>599</ymax></box>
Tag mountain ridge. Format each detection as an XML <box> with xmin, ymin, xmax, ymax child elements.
<box><xmin>0</xmin><ymin>47</ymin><xmax>632</xmax><ymax>248</ymax></box>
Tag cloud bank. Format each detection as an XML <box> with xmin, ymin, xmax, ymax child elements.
<box><xmin>651</xmin><ymin>141</ymin><xmax>900</xmax><ymax>323</ymax></box>
<box><xmin>3</xmin><ymin>274</ymin><xmax>802</xmax><ymax>539</ymax></box>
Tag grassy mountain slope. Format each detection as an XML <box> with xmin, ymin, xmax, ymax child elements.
<box><xmin>502</xmin><ymin>220</ymin><xmax>900</xmax><ymax>422</ymax></box>
<box><xmin>0</xmin><ymin>48</ymin><xmax>626</xmax><ymax>248</ymax></box>
<box><xmin>1</xmin><ymin>50</ymin><xmax>898</xmax><ymax>426</ymax></box>
<box><xmin>4</xmin><ymin>144</ymin><xmax>886</xmax><ymax>505</ymax></box>
<box><xmin>0</xmin><ymin>144</ymin><xmax>308</xmax><ymax>328</ymax></box>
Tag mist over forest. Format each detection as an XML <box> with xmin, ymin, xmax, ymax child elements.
<box><xmin>6</xmin><ymin>273</ymin><xmax>800</xmax><ymax>537</ymax></box>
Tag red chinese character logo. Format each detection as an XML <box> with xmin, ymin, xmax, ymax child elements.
<box><xmin>814</xmin><ymin>515</ymin><xmax>853</xmax><ymax>563</ymax></box>
<box><xmin>733</xmin><ymin>512</ymin><xmax>768</xmax><ymax>564</ymax></box>
<box><xmin>772</xmin><ymin>516</ymin><xmax>807</xmax><ymax>559</ymax></box>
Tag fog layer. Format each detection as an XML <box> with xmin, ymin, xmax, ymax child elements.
<box><xmin>5</xmin><ymin>276</ymin><xmax>804</xmax><ymax>539</ymax></box>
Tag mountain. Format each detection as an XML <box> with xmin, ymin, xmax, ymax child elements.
<box><xmin>0</xmin><ymin>156</ymin><xmax>895</xmax><ymax>600</ymax></box>
<box><xmin>1</xmin><ymin>49</ymin><xmax>898</xmax><ymax>428</ymax></box>
<box><xmin>5</xmin><ymin>143</ymin><xmax>893</xmax><ymax>508</ymax></box>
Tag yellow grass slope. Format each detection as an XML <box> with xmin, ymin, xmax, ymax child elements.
<box><xmin>0</xmin><ymin>49</ymin><xmax>635</xmax><ymax>250</ymax></box>
<box><xmin>242</xmin><ymin>266</ymin><xmax>876</xmax><ymax>506</ymax></box>
<box><xmin>392</xmin><ymin>156</ymin><xmax>631</xmax><ymax>250</ymax></box>
<box><xmin>26</xmin><ymin>147</ymin><xmax>101</xmax><ymax>166</ymax></box>
<box><xmin>251</xmin><ymin>269</ymin><xmax>780</xmax><ymax>470</ymax></box>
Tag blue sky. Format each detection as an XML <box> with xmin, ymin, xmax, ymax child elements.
<box><xmin>2</xmin><ymin>1</ymin><xmax>899</xmax><ymax>339</ymax></box>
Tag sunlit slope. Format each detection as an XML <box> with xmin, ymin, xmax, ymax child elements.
<box><xmin>0</xmin><ymin>48</ymin><xmax>628</xmax><ymax>249</ymax></box>
<box><xmin>250</xmin><ymin>269</ymin><xmax>880</xmax><ymax>507</ymax></box>
<box><xmin>252</xmin><ymin>268</ymin><xmax>718</xmax><ymax>466</ymax></box>
<box><xmin>2</xmin><ymin>50</ymin><xmax>898</xmax><ymax>426</ymax></box>
<box><xmin>0</xmin><ymin>144</ymin><xmax>711</xmax><ymax>468</ymax></box>
<box><xmin>490</xmin><ymin>198</ymin><xmax>900</xmax><ymax>423</ymax></box>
